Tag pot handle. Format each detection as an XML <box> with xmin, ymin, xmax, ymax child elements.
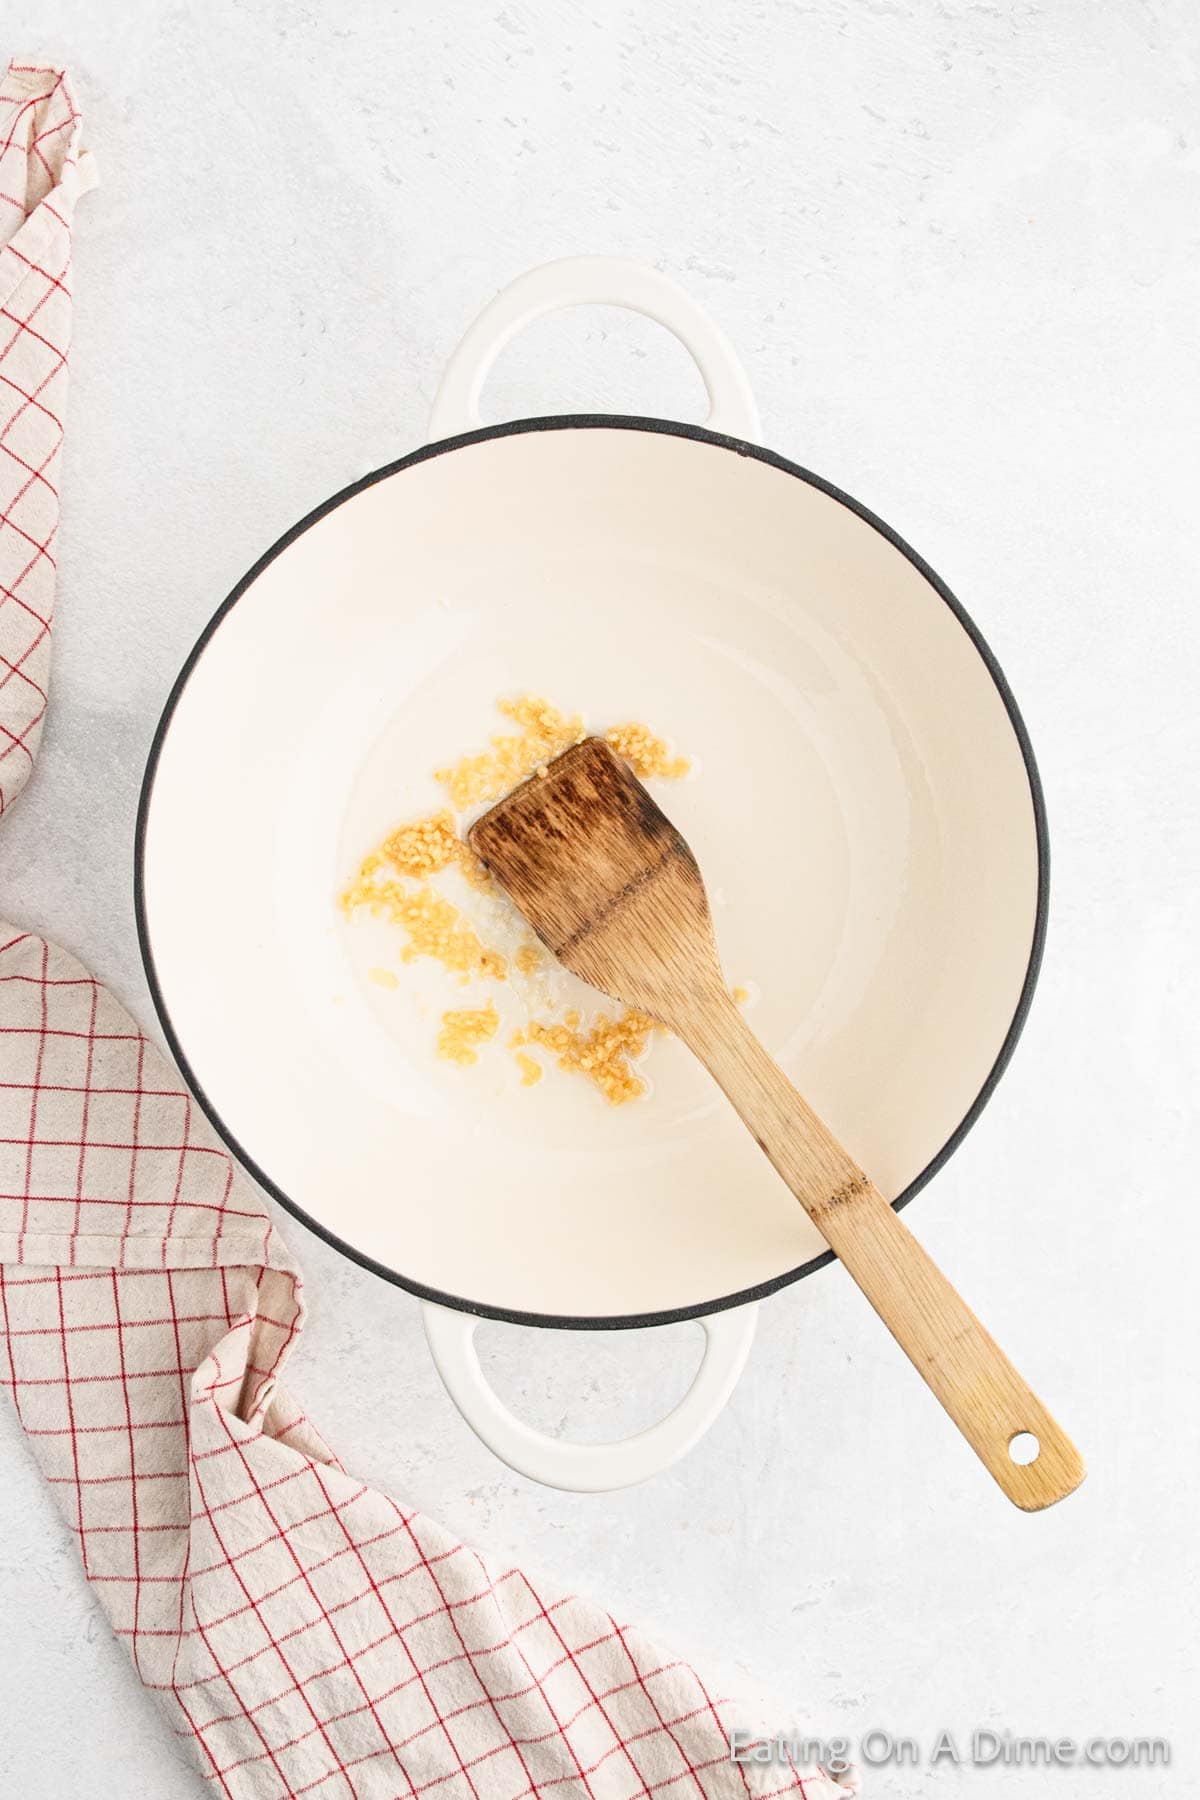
<box><xmin>422</xmin><ymin>1300</ymin><xmax>758</xmax><ymax>1492</ymax></box>
<box><xmin>428</xmin><ymin>255</ymin><xmax>761</xmax><ymax>444</ymax></box>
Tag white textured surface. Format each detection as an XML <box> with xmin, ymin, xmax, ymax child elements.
<box><xmin>1</xmin><ymin>4</ymin><xmax>1197</xmax><ymax>1796</ymax></box>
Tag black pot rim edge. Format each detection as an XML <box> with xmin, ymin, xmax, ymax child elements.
<box><xmin>134</xmin><ymin>413</ymin><xmax>1050</xmax><ymax>1332</ymax></box>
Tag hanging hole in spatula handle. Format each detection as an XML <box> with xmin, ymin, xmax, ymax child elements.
<box><xmin>427</xmin><ymin>255</ymin><xmax>762</xmax><ymax>444</ymax></box>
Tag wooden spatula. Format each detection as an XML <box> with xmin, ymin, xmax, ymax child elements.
<box><xmin>470</xmin><ymin>736</ymin><xmax>1083</xmax><ymax>1510</ymax></box>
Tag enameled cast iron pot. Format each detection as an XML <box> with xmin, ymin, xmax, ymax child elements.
<box><xmin>136</xmin><ymin>258</ymin><xmax>1047</xmax><ymax>1491</ymax></box>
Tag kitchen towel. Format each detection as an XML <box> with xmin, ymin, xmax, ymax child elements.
<box><xmin>0</xmin><ymin>60</ymin><xmax>856</xmax><ymax>1800</ymax></box>
<box><xmin>0</xmin><ymin>61</ymin><xmax>94</xmax><ymax>819</ymax></box>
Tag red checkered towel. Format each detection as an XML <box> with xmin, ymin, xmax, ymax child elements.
<box><xmin>0</xmin><ymin>62</ymin><xmax>94</xmax><ymax>819</ymax></box>
<box><xmin>0</xmin><ymin>60</ymin><xmax>857</xmax><ymax>1800</ymax></box>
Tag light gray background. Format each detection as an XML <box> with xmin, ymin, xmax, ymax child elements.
<box><xmin>1</xmin><ymin>3</ymin><xmax>1197</xmax><ymax>1795</ymax></box>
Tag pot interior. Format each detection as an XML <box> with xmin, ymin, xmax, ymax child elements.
<box><xmin>140</xmin><ymin>422</ymin><xmax>1041</xmax><ymax>1324</ymax></box>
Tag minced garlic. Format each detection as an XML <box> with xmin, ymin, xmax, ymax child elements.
<box><xmin>341</xmin><ymin>693</ymin><xmax>701</xmax><ymax>1102</ymax></box>
<box><xmin>340</xmin><ymin>860</ymin><xmax>505</xmax><ymax>980</ymax></box>
<box><xmin>438</xmin><ymin>1003</ymin><xmax>499</xmax><ymax>1065</ymax></box>
<box><xmin>434</xmin><ymin>695</ymin><xmax>585</xmax><ymax>810</ymax></box>
<box><xmin>513</xmin><ymin>1051</ymin><xmax>543</xmax><ymax>1087</ymax></box>
<box><xmin>382</xmin><ymin>809</ymin><xmax>461</xmax><ymax>878</ymax></box>
<box><xmin>382</xmin><ymin>808</ymin><xmax>492</xmax><ymax>891</ymax></box>
<box><xmin>524</xmin><ymin>1008</ymin><xmax>658</xmax><ymax>1106</ymax></box>
<box><xmin>605</xmin><ymin>722</ymin><xmax>690</xmax><ymax>781</ymax></box>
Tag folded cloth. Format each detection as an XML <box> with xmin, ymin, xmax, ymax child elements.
<box><xmin>0</xmin><ymin>59</ymin><xmax>856</xmax><ymax>1800</ymax></box>
<box><xmin>0</xmin><ymin>927</ymin><xmax>854</xmax><ymax>1798</ymax></box>
<box><xmin>0</xmin><ymin>62</ymin><xmax>95</xmax><ymax>819</ymax></box>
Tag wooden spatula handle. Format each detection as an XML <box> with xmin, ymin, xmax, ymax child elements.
<box><xmin>681</xmin><ymin>997</ymin><xmax>1084</xmax><ymax>1510</ymax></box>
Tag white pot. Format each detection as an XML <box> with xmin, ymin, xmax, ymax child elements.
<box><xmin>137</xmin><ymin>257</ymin><xmax>1046</xmax><ymax>1492</ymax></box>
